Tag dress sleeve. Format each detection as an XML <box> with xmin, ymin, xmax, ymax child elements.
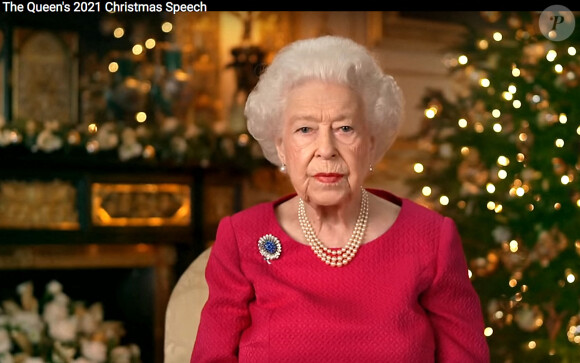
<box><xmin>191</xmin><ymin>216</ymin><xmax>254</xmax><ymax>362</ymax></box>
<box><xmin>420</xmin><ymin>217</ymin><xmax>490</xmax><ymax>363</ymax></box>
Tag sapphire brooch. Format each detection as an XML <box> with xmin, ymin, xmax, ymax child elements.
<box><xmin>258</xmin><ymin>234</ymin><xmax>282</xmax><ymax>264</ymax></box>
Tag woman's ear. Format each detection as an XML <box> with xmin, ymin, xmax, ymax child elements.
<box><xmin>368</xmin><ymin>135</ymin><xmax>376</xmax><ymax>162</ymax></box>
<box><xmin>275</xmin><ymin>138</ymin><xmax>285</xmax><ymax>166</ymax></box>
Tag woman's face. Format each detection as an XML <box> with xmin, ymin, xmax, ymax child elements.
<box><xmin>276</xmin><ymin>80</ymin><xmax>375</xmax><ymax>207</ymax></box>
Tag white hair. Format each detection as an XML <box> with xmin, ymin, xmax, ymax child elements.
<box><xmin>245</xmin><ymin>35</ymin><xmax>404</xmax><ymax>166</ymax></box>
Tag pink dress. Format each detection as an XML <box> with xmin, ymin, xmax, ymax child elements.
<box><xmin>191</xmin><ymin>189</ymin><xmax>489</xmax><ymax>362</ymax></box>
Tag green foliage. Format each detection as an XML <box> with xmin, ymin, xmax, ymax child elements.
<box><xmin>414</xmin><ymin>12</ymin><xmax>580</xmax><ymax>361</ymax></box>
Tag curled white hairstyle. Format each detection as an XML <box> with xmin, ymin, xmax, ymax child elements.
<box><xmin>245</xmin><ymin>35</ymin><xmax>403</xmax><ymax>166</ymax></box>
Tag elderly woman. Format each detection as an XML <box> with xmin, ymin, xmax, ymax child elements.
<box><xmin>191</xmin><ymin>36</ymin><xmax>489</xmax><ymax>362</ymax></box>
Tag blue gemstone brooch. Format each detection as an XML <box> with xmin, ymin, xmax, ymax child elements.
<box><xmin>258</xmin><ymin>234</ymin><xmax>282</xmax><ymax>264</ymax></box>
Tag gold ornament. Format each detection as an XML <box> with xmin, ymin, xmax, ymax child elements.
<box><xmin>567</xmin><ymin>313</ymin><xmax>580</xmax><ymax>344</ymax></box>
<box><xmin>514</xmin><ymin>304</ymin><xmax>544</xmax><ymax>332</ymax></box>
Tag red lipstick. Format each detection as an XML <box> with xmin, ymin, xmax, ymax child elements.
<box><xmin>314</xmin><ymin>173</ymin><xmax>343</xmax><ymax>184</ymax></box>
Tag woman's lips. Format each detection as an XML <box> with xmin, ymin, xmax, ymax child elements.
<box><xmin>314</xmin><ymin>173</ymin><xmax>344</xmax><ymax>183</ymax></box>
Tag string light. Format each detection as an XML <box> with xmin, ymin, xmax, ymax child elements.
<box><xmin>113</xmin><ymin>27</ymin><xmax>124</xmax><ymax>38</ymax></box>
<box><xmin>568</xmin><ymin>46</ymin><xmax>577</xmax><ymax>56</ymax></box>
<box><xmin>440</xmin><ymin>195</ymin><xmax>450</xmax><ymax>206</ymax></box>
<box><xmin>136</xmin><ymin>112</ymin><xmax>147</xmax><ymax>123</ymax></box>
<box><xmin>458</xmin><ymin>118</ymin><xmax>468</xmax><ymax>128</ymax></box>
<box><xmin>513</xmin><ymin>100</ymin><xmax>522</xmax><ymax>108</ymax></box>
<box><xmin>562</xmin><ymin>175</ymin><xmax>570</xmax><ymax>185</ymax></box>
<box><xmin>498</xmin><ymin>170</ymin><xmax>508</xmax><ymax>179</ymax></box>
<box><xmin>493</xmin><ymin>32</ymin><xmax>503</xmax><ymax>41</ymax></box>
<box><xmin>145</xmin><ymin>38</ymin><xmax>156</xmax><ymax>49</ymax></box>
<box><xmin>493</xmin><ymin>123</ymin><xmax>502</xmax><ymax>133</ymax></box>
<box><xmin>508</xmin><ymin>84</ymin><xmax>517</xmax><ymax>93</ymax></box>
<box><xmin>132</xmin><ymin>44</ymin><xmax>144</xmax><ymax>55</ymax></box>
<box><xmin>509</xmin><ymin>240</ymin><xmax>519</xmax><ymax>252</ymax></box>
<box><xmin>458</xmin><ymin>55</ymin><xmax>469</xmax><ymax>65</ymax></box>
<box><xmin>502</xmin><ymin>91</ymin><xmax>513</xmax><ymax>101</ymax></box>
<box><xmin>484</xmin><ymin>327</ymin><xmax>493</xmax><ymax>337</ymax></box>
<box><xmin>108</xmin><ymin>62</ymin><xmax>119</xmax><ymax>73</ymax></box>
<box><xmin>498</xmin><ymin>156</ymin><xmax>510</xmax><ymax>166</ymax></box>
<box><xmin>486</xmin><ymin>183</ymin><xmax>496</xmax><ymax>193</ymax></box>
<box><xmin>480</xmin><ymin>78</ymin><xmax>491</xmax><ymax>87</ymax></box>
<box><xmin>413</xmin><ymin>163</ymin><xmax>424</xmax><ymax>173</ymax></box>
<box><xmin>555</xmin><ymin>64</ymin><xmax>563</xmax><ymax>73</ymax></box>
<box><xmin>88</xmin><ymin>123</ymin><xmax>98</xmax><ymax>134</ymax></box>
<box><xmin>512</xmin><ymin>67</ymin><xmax>521</xmax><ymax>77</ymax></box>
<box><xmin>528</xmin><ymin>341</ymin><xmax>537</xmax><ymax>350</ymax></box>
<box><xmin>425</xmin><ymin>107</ymin><xmax>437</xmax><ymax>118</ymax></box>
<box><xmin>492</xmin><ymin>109</ymin><xmax>501</xmax><ymax>118</ymax></box>
<box><xmin>161</xmin><ymin>21</ymin><xmax>173</xmax><ymax>33</ymax></box>
<box><xmin>546</xmin><ymin>50</ymin><xmax>557</xmax><ymax>62</ymax></box>
<box><xmin>422</xmin><ymin>186</ymin><xmax>432</xmax><ymax>197</ymax></box>
<box><xmin>555</xmin><ymin>139</ymin><xmax>565</xmax><ymax>148</ymax></box>
<box><xmin>559</xmin><ymin>113</ymin><xmax>567</xmax><ymax>124</ymax></box>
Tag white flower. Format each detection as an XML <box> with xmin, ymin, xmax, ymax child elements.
<box><xmin>12</xmin><ymin>311</ymin><xmax>44</xmax><ymax>343</ymax></box>
<box><xmin>49</xmin><ymin>318</ymin><xmax>77</xmax><ymax>342</ymax></box>
<box><xmin>80</xmin><ymin>340</ymin><xmax>107</xmax><ymax>363</ymax></box>
<box><xmin>46</xmin><ymin>280</ymin><xmax>63</xmax><ymax>296</ymax></box>
<box><xmin>0</xmin><ymin>352</ymin><xmax>14</xmax><ymax>363</ymax></box>
<box><xmin>0</xmin><ymin>130</ymin><xmax>12</xmax><ymax>147</ymax></box>
<box><xmin>118</xmin><ymin>128</ymin><xmax>143</xmax><ymax>161</ymax></box>
<box><xmin>118</xmin><ymin>143</ymin><xmax>143</xmax><ymax>161</ymax></box>
<box><xmin>96</xmin><ymin>122</ymin><xmax>119</xmax><ymax>150</ymax></box>
<box><xmin>35</xmin><ymin>129</ymin><xmax>63</xmax><ymax>153</ymax></box>
<box><xmin>0</xmin><ymin>328</ymin><xmax>12</xmax><ymax>353</ymax></box>
<box><xmin>110</xmin><ymin>346</ymin><xmax>131</xmax><ymax>363</ymax></box>
<box><xmin>43</xmin><ymin>300</ymin><xmax>69</xmax><ymax>326</ymax></box>
<box><xmin>23</xmin><ymin>358</ymin><xmax>45</xmax><ymax>363</ymax></box>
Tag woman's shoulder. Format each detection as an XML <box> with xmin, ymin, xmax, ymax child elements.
<box><xmin>228</xmin><ymin>194</ymin><xmax>295</xmax><ymax>225</ymax></box>
<box><xmin>369</xmin><ymin>188</ymin><xmax>448</xmax><ymax>227</ymax></box>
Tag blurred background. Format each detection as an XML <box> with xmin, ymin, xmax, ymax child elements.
<box><xmin>0</xmin><ymin>10</ymin><xmax>579</xmax><ymax>363</ymax></box>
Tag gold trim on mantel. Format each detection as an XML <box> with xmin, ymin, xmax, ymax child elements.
<box><xmin>0</xmin><ymin>243</ymin><xmax>176</xmax><ymax>270</ymax></box>
<box><xmin>91</xmin><ymin>183</ymin><xmax>191</xmax><ymax>227</ymax></box>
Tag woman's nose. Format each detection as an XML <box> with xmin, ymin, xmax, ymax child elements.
<box><xmin>315</xmin><ymin>129</ymin><xmax>337</xmax><ymax>159</ymax></box>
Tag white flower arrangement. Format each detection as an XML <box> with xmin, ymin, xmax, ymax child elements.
<box><xmin>0</xmin><ymin>116</ymin><xmax>265</xmax><ymax>169</ymax></box>
<box><xmin>0</xmin><ymin>281</ymin><xmax>141</xmax><ymax>363</ymax></box>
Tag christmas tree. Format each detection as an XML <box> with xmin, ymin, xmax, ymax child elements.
<box><xmin>413</xmin><ymin>11</ymin><xmax>580</xmax><ymax>361</ymax></box>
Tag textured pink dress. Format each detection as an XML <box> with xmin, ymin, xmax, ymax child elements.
<box><xmin>191</xmin><ymin>189</ymin><xmax>489</xmax><ymax>362</ymax></box>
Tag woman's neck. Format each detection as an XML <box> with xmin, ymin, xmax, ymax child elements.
<box><xmin>302</xmin><ymin>191</ymin><xmax>363</xmax><ymax>248</ymax></box>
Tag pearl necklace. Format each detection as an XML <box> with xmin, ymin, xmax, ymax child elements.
<box><xmin>298</xmin><ymin>188</ymin><xmax>369</xmax><ymax>267</ymax></box>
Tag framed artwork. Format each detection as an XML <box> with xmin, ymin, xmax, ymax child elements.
<box><xmin>0</xmin><ymin>179</ymin><xmax>80</xmax><ymax>230</ymax></box>
<box><xmin>11</xmin><ymin>28</ymin><xmax>78</xmax><ymax>124</ymax></box>
<box><xmin>92</xmin><ymin>183</ymin><xmax>192</xmax><ymax>227</ymax></box>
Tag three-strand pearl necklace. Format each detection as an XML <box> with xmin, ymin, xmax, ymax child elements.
<box><xmin>298</xmin><ymin>188</ymin><xmax>369</xmax><ymax>267</ymax></box>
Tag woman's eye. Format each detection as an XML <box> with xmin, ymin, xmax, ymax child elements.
<box><xmin>297</xmin><ymin>127</ymin><xmax>311</xmax><ymax>133</ymax></box>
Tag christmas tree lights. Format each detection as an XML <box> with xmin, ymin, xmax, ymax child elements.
<box><xmin>413</xmin><ymin>12</ymin><xmax>580</xmax><ymax>361</ymax></box>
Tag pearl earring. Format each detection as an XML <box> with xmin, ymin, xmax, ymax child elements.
<box><xmin>280</xmin><ymin>164</ymin><xmax>287</xmax><ymax>173</ymax></box>
<box><xmin>369</xmin><ymin>164</ymin><xmax>374</xmax><ymax>172</ymax></box>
